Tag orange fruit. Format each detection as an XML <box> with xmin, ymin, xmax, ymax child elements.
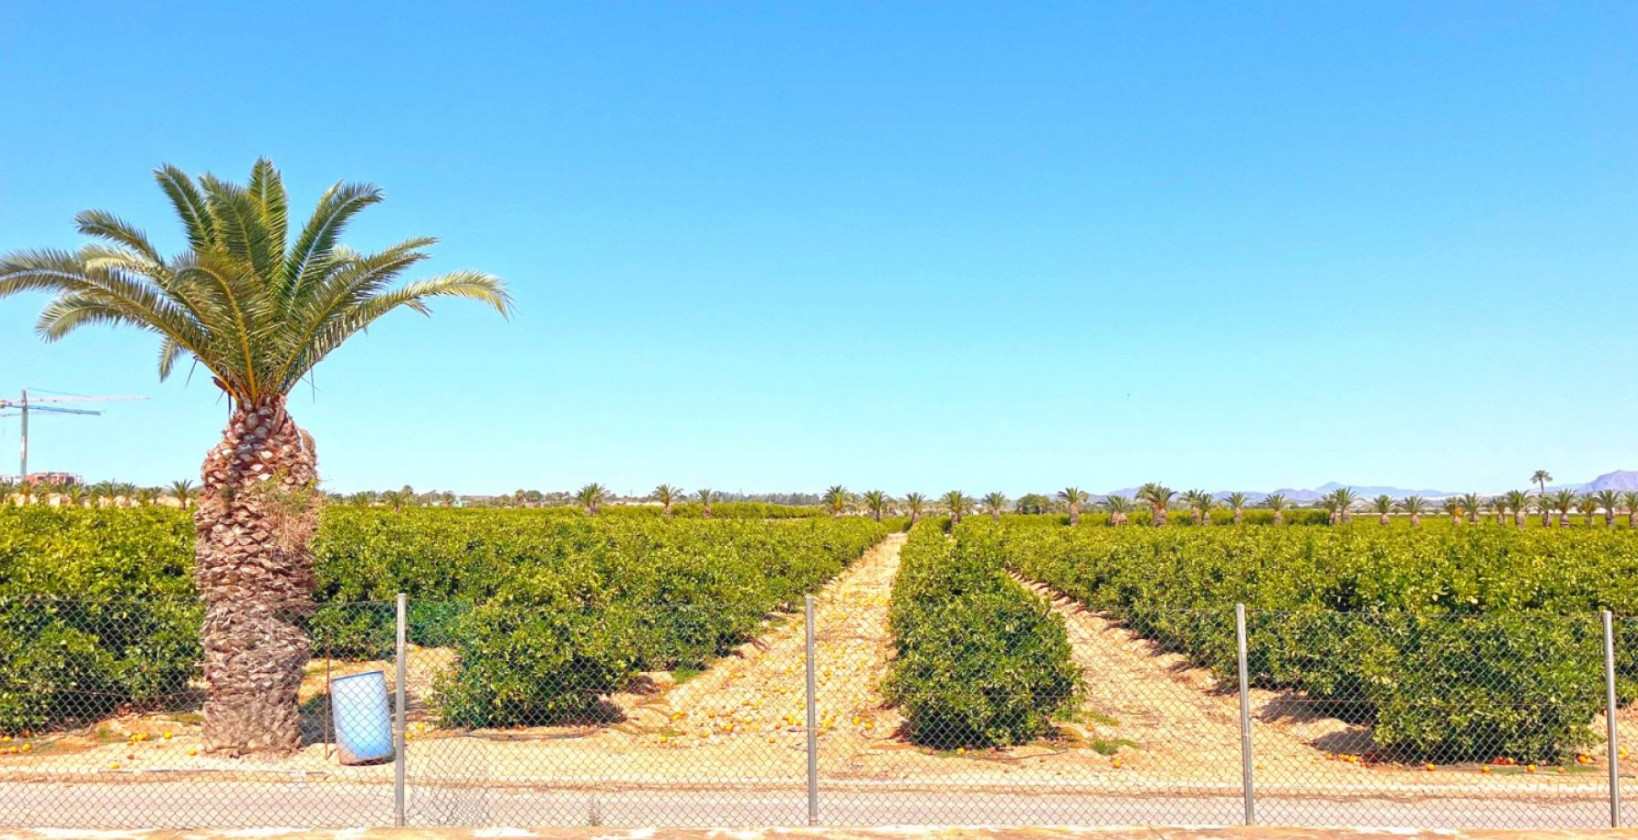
<box><xmin>162</xmin><ymin>731</ymin><xmax>172</xmax><ymax>740</ymax></box>
<box><xmin>109</xmin><ymin>762</ymin><xmax>120</xmax><ymax>770</ymax></box>
<box><xmin>1481</xmin><ymin>766</ymin><xmax>1492</xmax><ymax>774</ymax></box>
<box><xmin>1424</xmin><ymin>763</ymin><xmax>1436</xmax><ymax>771</ymax></box>
<box><xmin>188</xmin><ymin>748</ymin><xmax>197</xmax><ymax>756</ymax></box>
<box><xmin>1526</xmin><ymin>764</ymin><xmax>1538</xmax><ymax>773</ymax></box>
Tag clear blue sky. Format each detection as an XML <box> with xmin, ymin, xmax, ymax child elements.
<box><xmin>1</xmin><ymin>2</ymin><xmax>1634</xmax><ymax>497</ymax></box>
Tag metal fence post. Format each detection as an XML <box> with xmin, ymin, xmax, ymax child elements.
<box><xmin>1236</xmin><ymin>603</ymin><xmax>1255</xmax><ymax>826</ymax></box>
<box><xmin>805</xmin><ymin>594</ymin><xmax>819</xmax><ymax>826</ymax></box>
<box><xmin>1606</xmin><ymin>609</ymin><xmax>1620</xmax><ymax>828</ymax></box>
<box><xmin>395</xmin><ymin>593</ymin><xmax>408</xmax><ymax>828</ymax></box>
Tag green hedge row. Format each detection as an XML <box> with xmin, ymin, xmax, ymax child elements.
<box><xmin>970</xmin><ymin>517</ymin><xmax>1638</xmax><ymax>762</ymax></box>
<box><xmin>883</xmin><ymin>520</ymin><xmax>1082</xmax><ymax>748</ymax></box>
<box><xmin>0</xmin><ymin>505</ymin><xmax>888</xmax><ymax>733</ymax></box>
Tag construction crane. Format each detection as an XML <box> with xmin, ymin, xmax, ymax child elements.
<box><xmin>0</xmin><ymin>388</ymin><xmax>149</xmax><ymax>479</ymax></box>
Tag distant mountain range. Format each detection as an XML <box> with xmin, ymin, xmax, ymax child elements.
<box><xmin>1100</xmin><ymin>471</ymin><xmax>1638</xmax><ymax>503</ymax></box>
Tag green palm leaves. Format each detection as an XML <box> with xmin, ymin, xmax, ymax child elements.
<box><xmin>1057</xmin><ymin>487</ymin><xmax>1088</xmax><ymax>526</ymax></box>
<box><xmin>0</xmin><ymin>159</ymin><xmax>511</xmax><ymax>406</ymax></box>
<box><xmin>576</xmin><ymin>483</ymin><xmax>609</xmax><ymax>514</ymax></box>
<box><xmin>903</xmin><ymin>492</ymin><xmax>928</xmax><ymax>524</ymax></box>
<box><xmin>824</xmin><ymin>485</ymin><xmax>851</xmax><ymax>517</ymax></box>
<box><xmin>982</xmin><ymin>491</ymin><xmax>1008</xmax><ymax>521</ymax></box>
<box><xmin>863</xmin><ymin>490</ymin><xmax>892</xmax><ymax>522</ymax></box>
<box><xmin>1137</xmin><ymin>483</ymin><xmax>1175</xmax><ymax>526</ymax></box>
<box><xmin>650</xmin><ymin>484</ymin><xmax>684</xmax><ymax>516</ymax></box>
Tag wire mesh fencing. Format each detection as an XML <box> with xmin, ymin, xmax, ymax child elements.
<box><xmin>0</xmin><ymin>589</ymin><xmax>1631</xmax><ymax>829</ymax></box>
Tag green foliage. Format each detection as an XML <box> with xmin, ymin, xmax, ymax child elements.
<box><xmin>883</xmin><ymin>521</ymin><xmax>1082</xmax><ymax>748</ymax></box>
<box><xmin>975</xmin><ymin>517</ymin><xmax>1637</xmax><ymax>762</ymax></box>
<box><xmin>0</xmin><ymin>505</ymin><xmax>887</xmax><ymax>732</ymax></box>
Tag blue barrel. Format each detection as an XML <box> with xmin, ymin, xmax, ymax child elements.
<box><xmin>331</xmin><ymin>670</ymin><xmax>395</xmax><ymax>765</ymax></box>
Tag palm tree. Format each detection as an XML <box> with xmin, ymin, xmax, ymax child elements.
<box><xmin>1262</xmin><ymin>493</ymin><xmax>1291</xmax><ymax>525</ymax></box>
<box><xmin>1057</xmin><ymin>487</ymin><xmax>1088</xmax><ymax>526</ymax></box>
<box><xmin>1182</xmin><ymin>489</ymin><xmax>1213</xmax><ymax>526</ymax></box>
<box><xmin>1103</xmin><ymin>494</ymin><xmax>1133</xmax><ymax>526</ymax></box>
<box><xmin>650</xmin><ymin>484</ymin><xmax>683</xmax><ymax>517</ymax></box>
<box><xmin>1487</xmin><ymin>495</ymin><xmax>1506</xmax><ymax>526</ymax></box>
<box><xmin>1333</xmin><ymin>487</ymin><xmax>1359</xmax><ymax>524</ymax></box>
<box><xmin>1223</xmin><ymin>492</ymin><xmax>1249</xmax><ymax>526</ymax></box>
<box><xmin>1532</xmin><ymin>493</ymin><xmax>1551</xmax><ymax>527</ymax></box>
<box><xmin>62</xmin><ymin>483</ymin><xmax>87</xmax><ymax>508</ymax></box>
<box><xmin>136</xmin><ymin>486</ymin><xmax>160</xmax><ymax>506</ymax></box>
<box><xmin>1623</xmin><ymin>491</ymin><xmax>1638</xmax><ymax>529</ymax></box>
<box><xmin>1595</xmin><ymin>490</ymin><xmax>1621</xmax><ymax>526</ymax></box>
<box><xmin>942</xmin><ymin>490</ymin><xmax>971</xmax><ymax>525</ymax></box>
<box><xmin>865</xmin><ymin>490</ymin><xmax>892</xmax><ymax>522</ymax></box>
<box><xmin>1137</xmin><ymin>483</ymin><xmax>1176</xmax><ymax>527</ymax></box>
<box><xmin>1576</xmin><ymin>493</ymin><xmax>1600</xmax><ymax>526</ymax></box>
<box><xmin>1459</xmin><ymin>492</ymin><xmax>1481</xmax><ymax>525</ymax></box>
<box><xmin>91</xmin><ymin>480</ymin><xmax>118</xmax><ymax>508</ymax></box>
<box><xmin>1531</xmin><ymin>470</ymin><xmax>1553</xmax><ymax>496</ymax></box>
<box><xmin>1371</xmin><ymin>494</ymin><xmax>1395</xmax><ymax>526</ymax></box>
<box><xmin>1442</xmin><ymin>497</ymin><xmax>1463</xmax><ymax>525</ymax></box>
<box><xmin>1504</xmin><ymin>490</ymin><xmax>1531</xmax><ymax>529</ymax></box>
<box><xmin>169</xmin><ymin>479</ymin><xmax>197</xmax><ymax>509</ymax></box>
<box><xmin>981</xmin><ymin>491</ymin><xmax>1007</xmax><ymax>522</ymax></box>
<box><xmin>0</xmin><ymin>479</ymin><xmax>14</xmax><ymax>506</ymax></box>
<box><xmin>1401</xmin><ymin>495</ymin><xmax>1427</xmax><ymax>527</ymax></box>
<box><xmin>824</xmin><ymin>485</ymin><xmax>850</xmax><ymax>518</ymax></box>
<box><xmin>0</xmin><ymin>159</ymin><xmax>509</xmax><ymax>755</ymax></box>
<box><xmin>576</xmin><ymin>482</ymin><xmax>608</xmax><ymax>514</ymax></box>
<box><xmin>903</xmin><ymin>492</ymin><xmax>927</xmax><ymax>525</ymax></box>
<box><xmin>695</xmin><ymin>488</ymin><xmax>717</xmax><ymax>519</ymax></box>
<box><xmin>1550</xmin><ymin>489</ymin><xmax>1577</xmax><ymax>527</ymax></box>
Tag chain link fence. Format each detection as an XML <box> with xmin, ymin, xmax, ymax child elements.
<box><xmin>0</xmin><ymin>586</ymin><xmax>1631</xmax><ymax>829</ymax></box>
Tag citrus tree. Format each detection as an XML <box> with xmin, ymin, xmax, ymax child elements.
<box><xmin>0</xmin><ymin>159</ymin><xmax>509</xmax><ymax>755</ymax></box>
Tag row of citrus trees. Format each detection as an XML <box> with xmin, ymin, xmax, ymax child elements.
<box><xmin>966</xmin><ymin>516</ymin><xmax>1638</xmax><ymax>762</ymax></box>
<box><xmin>883</xmin><ymin>520</ymin><xmax>1082</xmax><ymax>748</ymax></box>
<box><xmin>0</xmin><ymin>506</ymin><xmax>889</xmax><ymax>733</ymax></box>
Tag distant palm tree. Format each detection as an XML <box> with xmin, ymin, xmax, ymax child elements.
<box><xmin>1138</xmin><ymin>483</ymin><xmax>1176</xmax><ymax>527</ymax></box>
<box><xmin>1371</xmin><ymin>494</ymin><xmax>1395</xmax><ymax>526</ymax></box>
<box><xmin>1457</xmin><ymin>492</ymin><xmax>1481</xmax><ymax>524</ymax></box>
<box><xmin>1504</xmin><ymin>490</ymin><xmax>1531</xmax><ymax>528</ymax></box>
<box><xmin>824</xmin><ymin>485</ymin><xmax>850</xmax><ymax>518</ymax></box>
<box><xmin>1442</xmin><ymin>497</ymin><xmax>1463</xmax><ymax>524</ymax></box>
<box><xmin>1333</xmin><ymin>487</ymin><xmax>1359</xmax><ymax>525</ymax></box>
<box><xmin>1223</xmin><ymin>492</ymin><xmax>1250</xmax><ymax>526</ymax></box>
<box><xmin>1550</xmin><ymin>489</ymin><xmax>1577</xmax><ymax>527</ymax></box>
<box><xmin>576</xmin><ymin>483</ymin><xmax>608</xmax><ymax>514</ymax></box>
<box><xmin>1594</xmin><ymin>490</ymin><xmax>1621</xmax><ymax>526</ymax></box>
<box><xmin>942</xmin><ymin>490</ymin><xmax>971</xmax><ymax>525</ymax></box>
<box><xmin>90</xmin><ymin>481</ymin><xmax>117</xmax><ymax>508</ymax></box>
<box><xmin>1401</xmin><ymin>495</ymin><xmax>1427</xmax><ymax>527</ymax></box>
<box><xmin>1488</xmin><ymin>495</ymin><xmax>1508</xmax><ymax>526</ymax></box>
<box><xmin>1535</xmin><ymin>493</ymin><xmax>1553</xmax><ymax>527</ymax></box>
<box><xmin>1576</xmin><ymin>493</ymin><xmax>1600</xmax><ymax>526</ymax></box>
<box><xmin>1263</xmin><ymin>493</ymin><xmax>1291</xmax><ymax>525</ymax></box>
<box><xmin>1532</xmin><ymin>470</ymin><xmax>1553</xmax><ymax>496</ymax></box>
<box><xmin>864</xmin><ymin>490</ymin><xmax>892</xmax><ymax>522</ymax></box>
<box><xmin>650</xmin><ymin>484</ymin><xmax>684</xmax><ymax>516</ymax></box>
<box><xmin>1104</xmin><ymin>494</ymin><xmax>1133</xmax><ymax>526</ymax></box>
<box><xmin>695</xmin><ymin>488</ymin><xmax>717</xmax><ymax>519</ymax></box>
<box><xmin>903</xmin><ymin>492</ymin><xmax>927</xmax><ymax>525</ymax></box>
<box><xmin>1623</xmin><ymin>491</ymin><xmax>1638</xmax><ymax>529</ymax></box>
<box><xmin>170</xmin><ymin>479</ymin><xmax>197</xmax><ymax>509</ymax></box>
<box><xmin>1182</xmin><ymin>489</ymin><xmax>1213</xmax><ymax>526</ymax></box>
<box><xmin>1058</xmin><ymin>487</ymin><xmax>1089</xmax><ymax>526</ymax></box>
<box><xmin>380</xmin><ymin>488</ymin><xmax>412</xmax><ymax>512</ymax></box>
<box><xmin>136</xmin><ymin>486</ymin><xmax>160</xmax><ymax>506</ymax></box>
<box><xmin>982</xmin><ymin>491</ymin><xmax>1008</xmax><ymax>522</ymax></box>
<box><xmin>58</xmin><ymin>483</ymin><xmax>85</xmax><ymax>507</ymax></box>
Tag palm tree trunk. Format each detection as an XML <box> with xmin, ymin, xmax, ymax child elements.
<box><xmin>1629</xmin><ymin>509</ymin><xmax>1637</xmax><ymax>529</ymax></box>
<box><xmin>195</xmin><ymin>398</ymin><xmax>319</xmax><ymax>756</ymax></box>
<box><xmin>1606</xmin><ymin>511</ymin><xmax>1615</xmax><ymax>527</ymax></box>
<box><xmin>1153</xmin><ymin>508</ymin><xmax>1167</xmax><ymax>527</ymax></box>
<box><xmin>1068</xmin><ymin>504</ymin><xmax>1080</xmax><ymax>527</ymax></box>
<box><xmin>1410</xmin><ymin>513</ymin><xmax>1421</xmax><ymax>527</ymax></box>
<box><xmin>1515</xmin><ymin>511</ymin><xmax>1525</xmax><ymax>529</ymax></box>
<box><xmin>1273</xmin><ymin>510</ymin><xmax>1285</xmax><ymax>526</ymax></box>
<box><xmin>1233</xmin><ymin>509</ymin><xmax>1243</xmax><ymax>526</ymax></box>
<box><xmin>1542</xmin><ymin>509</ymin><xmax>1551</xmax><ymax>527</ymax></box>
<box><xmin>1380</xmin><ymin>513</ymin><xmax>1390</xmax><ymax>526</ymax></box>
<box><xmin>1559</xmin><ymin>512</ymin><xmax>1570</xmax><ymax>527</ymax></box>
